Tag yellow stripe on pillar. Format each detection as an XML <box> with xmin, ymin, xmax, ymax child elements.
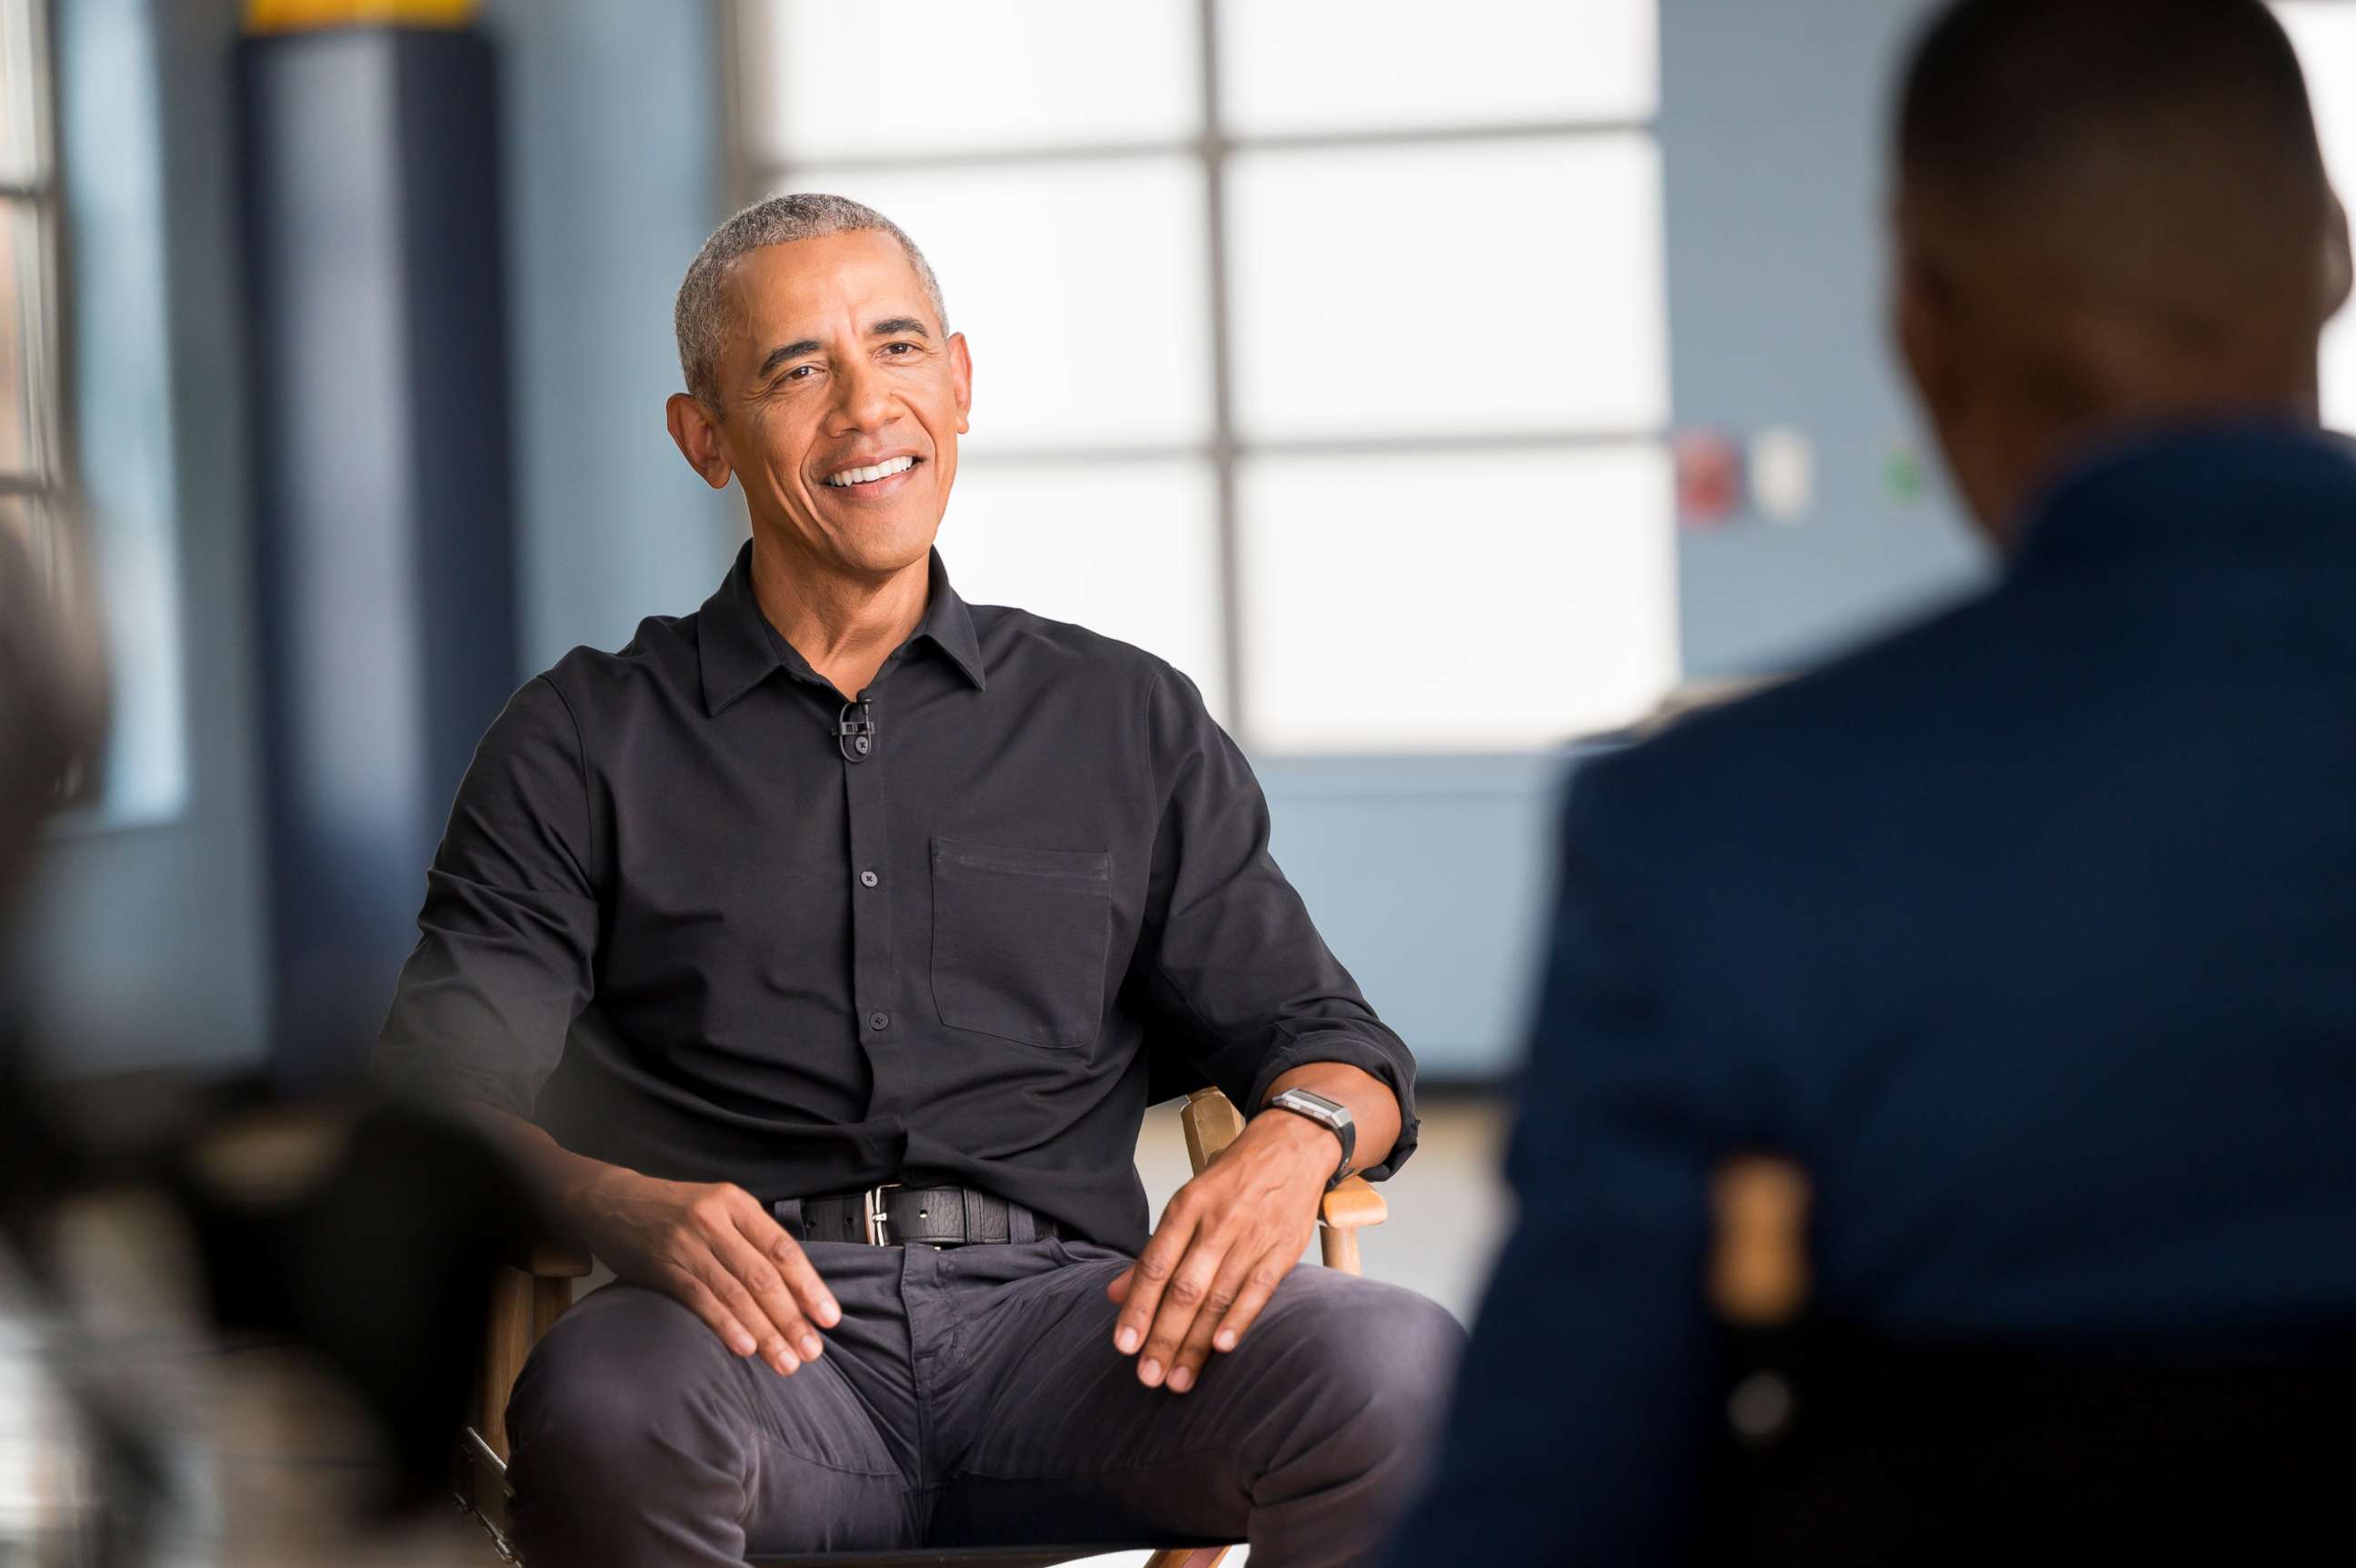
<box><xmin>245</xmin><ymin>0</ymin><xmax>477</xmax><ymax>32</ymax></box>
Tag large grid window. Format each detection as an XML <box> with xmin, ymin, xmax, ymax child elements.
<box><xmin>0</xmin><ymin>0</ymin><xmax>67</xmax><ymax>584</ymax></box>
<box><xmin>729</xmin><ymin>0</ymin><xmax>1676</xmax><ymax>750</ymax></box>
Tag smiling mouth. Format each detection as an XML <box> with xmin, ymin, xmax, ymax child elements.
<box><xmin>824</xmin><ymin>455</ymin><xmax>920</xmax><ymax>488</ymax></box>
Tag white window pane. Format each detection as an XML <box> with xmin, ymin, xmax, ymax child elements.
<box><xmin>1229</xmin><ymin>137</ymin><xmax>1668</xmax><ymax>440</ymax></box>
<box><xmin>0</xmin><ymin>202</ymin><xmax>31</xmax><ymax>475</ymax></box>
<box><xmin>0</xmin><ymin>0</ymin><xmax>42</xmax><ymax>186</ymax></box>
<box><xmin>1219</xmin><ymin>0</ymin><xmax>1657</xmax><ymax>136</ymax></box>
<box><xmin>2276</xmin><ymin>4</ymin><xmax>2356</xmax><ymax>430</ymax></box>
<box><xmin>779</xmin><ymin>159</ymin><xmax>1212</xmax><ymax>452</ymax></box>
<box><xmin>1239</xmin><ymin>446</ymin><xmax>1677</xmax><ymax>751</ymax></box>
<box><xmin>939</xmin><ymin>459</ymin><xmax>1227</xmax><ymax>723</ymax></box>
<box><xmin>739</xmin><ymin>0</ymin><xmax>1200</xmax><ymax>164</ymax></box>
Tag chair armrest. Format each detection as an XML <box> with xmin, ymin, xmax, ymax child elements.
<box><xmin>1181</xmin><ymin>1088</ymin><xmax>1245</xmax><ymax>1174</ymax></box>
<box><xmin>1319</xmin><ymin>1175</ymin><xmax>1386</xmax><ymax>1230</ymax></box>
<box><xmin>1315</xmin><ymin>1176</ymin><xmax>1384</xmax><ymax>1277</ymax></box>
<box><xmin>513</xmin><ymin>1239</ymin><xmax>593</xmax><ymax>1278</ymax></box>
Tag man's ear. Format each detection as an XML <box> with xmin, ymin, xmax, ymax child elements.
<box><xmin>1893</xmin><ymin>243</ymin><xmax>1965</xmax><ymax>431</ymax></box>
<box><xmin>2323</xmin><ymin>189</ymin><xmax>2351</xmax><ymax>324</ymax></box>
<box><xmin>666</xmin><ymin>393</ymin><xmax>735</xmax><ymax>490</ymax></box>
<box><xmin>948</xmin><ymin>332</ymin><xmax>973</xmax><ymax>436</ymax></box>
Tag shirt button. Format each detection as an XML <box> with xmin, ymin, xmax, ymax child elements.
<box><xmin>860</xmin><ymin>870</ymin><xmax>879</xmax><ymax>888</ymax></box>
<box><xmin>869</xmin><ymin>1011</ymin><xmax>891</xmax><ymax>1031</ymax></box>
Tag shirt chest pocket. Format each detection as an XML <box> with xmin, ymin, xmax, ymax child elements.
<box><xmin>929</xmin><ymin>837</ymin><xmax>1113</xmax><ymax>1051</ymax></box>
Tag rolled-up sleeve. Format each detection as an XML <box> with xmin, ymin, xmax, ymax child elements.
<box><xmin>1127</xmin><ymin>664</ymin><xmax>1419</xmax><ymax>1178</ymax></box>
<box><xmin>374</xmin><ymin>674</ymin><xmax>601</xmax><ymax>1119</ymax></box>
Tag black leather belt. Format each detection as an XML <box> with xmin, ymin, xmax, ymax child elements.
<box><xmin>794</xmin><ymin>1183</ymin><xmax>1059</xmax><ymax>1247</ymax></box>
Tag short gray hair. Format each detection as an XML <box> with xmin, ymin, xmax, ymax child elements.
<box><xmin>673</xmin><ymin>193</ymin><xmax>950</xmax><ymax>405</ymax></box>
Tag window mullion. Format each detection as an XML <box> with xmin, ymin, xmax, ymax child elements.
<box><xmin>1195</xmin><ymin>0</ymin><xmax>1247</xmax><ymax>739</ymax></box>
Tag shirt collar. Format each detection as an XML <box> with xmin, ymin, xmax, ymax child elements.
<box><xmin>698</xmin><ymin>542</ymin><xmax>988</xmax><ymax>716</ymax></box>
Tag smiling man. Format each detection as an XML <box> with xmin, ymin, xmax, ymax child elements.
<box><xmin>376</xmin><ymin>194</ymin><xmax>1459</xmax><ymax>1567</ymax></box>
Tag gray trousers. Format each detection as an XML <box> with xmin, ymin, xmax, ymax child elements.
<box><xmin>506</xmin><ymin>1233</ymin><xmax>1462</xmax><ymax>1567</ymax></box>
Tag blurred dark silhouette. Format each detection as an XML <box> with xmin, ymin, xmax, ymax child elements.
<box><xmin>1389</xmin><ymin>2</ymin><xmax>2356</xmax><ymax>1562</ymax></box>
<box><xmin>1</xmin><ymin>525</ymin><xmax>540</xmax><ymax>1559</ymax></box>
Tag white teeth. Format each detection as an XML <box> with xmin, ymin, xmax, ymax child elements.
<box><xmin>824</xmin><ymin>455</ymin><xmax>917</xmax><ymax>487</ymax></box>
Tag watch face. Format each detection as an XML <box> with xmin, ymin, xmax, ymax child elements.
<box><xmin>1283</xmin><ymin>1090</ymin><xmax>1345</xmax><ymax>1118</ymax></box>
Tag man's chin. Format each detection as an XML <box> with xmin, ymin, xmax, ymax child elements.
<box><xmin>823</xmin><ymin>526</ymin><xmax>942</xmax><ymax>582</ymax></box>
<box><xmin>757</xmin><ymin>496</ymin><xmax>943</xmax><ymax>582</ymax></box>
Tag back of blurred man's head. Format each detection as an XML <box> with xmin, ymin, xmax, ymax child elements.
<box><xmin>1892</xmin><ymin>0</ymin><xmax>2351</xmax><ymax>541</ymax></box>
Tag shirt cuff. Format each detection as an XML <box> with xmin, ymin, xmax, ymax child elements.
<box><xmin>1241</xmin><ymin>1033</ymin><xmax>1420</xmax><ymax>1182</ymax></box>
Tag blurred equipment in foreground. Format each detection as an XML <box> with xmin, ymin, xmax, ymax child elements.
<box><xmin>2</xmin><ymin>528</ymin><xmax>539</xmax><ymax>1562</ymax></box>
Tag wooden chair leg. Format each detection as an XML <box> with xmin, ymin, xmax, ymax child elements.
<box><xmin>478</xmin><ymin>1266</ymin><xmax>536</xmax><ymax>1463</ymax></box>
<box><xmin>474</xmin><ymin>1245</ymin><xmax>591</xmax><ymax>1461</ymax></box>
<box><xmin>1318</xmin><ymin>1223</ymin><xmax>1363</xmax><ymax>1276</ymax></box>
<box><xmin>1143</xmin><ymin>1549</ymin><xmax>1233</xmax><ymax>1568</ymax></box>
<box><xmin>460</xmin><ymin>1250</ymin><xmax>587</xmax><ymax>1554</ymax></box>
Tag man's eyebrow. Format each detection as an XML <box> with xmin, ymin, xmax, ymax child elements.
<box><xmin>755</xmin><ymin>339</ymin><xmax>824</xmax><ymax>379</ymax></box>
<box><xmin>870</xmin><ymin>317</ymin><xmax>931</xmax><ymax>339</ymax></box>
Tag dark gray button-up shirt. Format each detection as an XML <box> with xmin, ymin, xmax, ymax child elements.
<box><xmin>376</xmin><ymin>543</ymin><xmax>1418</xmax><ymax>1250</ymax></box>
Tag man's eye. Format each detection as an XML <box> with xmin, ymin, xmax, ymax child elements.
<box><xmin>884</xmin><ymin>342</ymin><xmax>918</xmax><ymax>355</ymax></box>
<box><xmin>784</xmin><ymin>365</ymin><xmax>819</xmax><ymax>381</ymax></box>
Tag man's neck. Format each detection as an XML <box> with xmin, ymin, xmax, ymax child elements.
<box><xmin>747</xmin><ymin>533</ymin><xmax>933</xmax><ymax>700</ymax></box>
<box><xmin>1981</xmin><ymin>365</ymin><xmax>2321</xmax><ymax>552</ymax></box>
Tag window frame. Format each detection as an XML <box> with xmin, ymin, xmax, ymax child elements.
<box><xmin>2</xmin><ymin>0</ymin><xmax>74</xmax><ymax>574</ymax></box>
<box><xmin>3</xmin><ymin>0</ymin><xmax>95</xmax><ymax>807</ymax></box>
<box><xmin>722</xmin><ymin>0</ymin><xmax>1668</xmax><ymax>747</ymax></box>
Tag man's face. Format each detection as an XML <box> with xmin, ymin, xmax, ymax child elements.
<box><xmin>701</xmin><ymin>230</ymin><xmax>971</xmax><ymax>578</ymax></box>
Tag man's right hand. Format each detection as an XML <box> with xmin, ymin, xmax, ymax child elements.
<box><xmin>561</xmin><ymin>1166</ymin><xmax>842</xmax><ymax>1376</ymax></box>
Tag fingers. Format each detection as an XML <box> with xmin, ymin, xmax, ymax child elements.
<box><xmin>707</xmin><ymin>1223</ymin><xmax>821</xmax><ymax>1375</ymax></box>
<box><xmin>1137</xmin><ymin>1222</ymin><xmax>1231</xmax><ymax>1391</ymax></box>
<box><xmin>1165</xmin><ymin>1240</ymin><xmax>1280</xmax><ymax>1393</ymax></box>
<box><xmin>1113</xmin><ymin>1198</ymin><xmax>1200</xmax><ymax>1376</ymax></box>
<box><xmin>666</xmin><ymin>1270</ymin><xmax>763</xmax><ymax>1363</ymax></box>
<box><xmin>1207</xmin><ymin>1250</ymin><xmax>1291</xmax><ymax>1358</ymax></box>
<box><xmin>658</xmin><ymin>1186</ymin><xmax>839</xmax><ymax>1377</ymax></box>
<box><xmin>729</xmin><ymin>1195</ymin><xmax>842</xmax><ymax>1328</ymax></box>
<box><xmin>693</xmin><ymin>1243</ymin><xmax>805</xmax><ymax>1374</ymax></box>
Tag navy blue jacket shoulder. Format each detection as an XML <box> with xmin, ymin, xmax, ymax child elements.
<box><xmin>1389</xmin><ymin>424</ymin><xmax>2356</xmax><ymax>1564</ymax></box>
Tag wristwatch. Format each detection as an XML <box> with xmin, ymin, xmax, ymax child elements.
<box><xmin>1261</xmin><ymin>1088</ymin><xmax>1357</xmax><ymax>1189</ymax></box>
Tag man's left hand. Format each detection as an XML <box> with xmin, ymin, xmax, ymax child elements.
<box><xmin>1106</xmin><ymin>1110</ymin><xmax>1340</xmax><ymax>1394</ymax></box>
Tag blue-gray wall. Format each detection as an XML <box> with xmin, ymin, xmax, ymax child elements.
<box><xmin>487</xmin><ymin>0</ymin><xmax>737</xmax><ymax>668</ymax></box>
<box><xmin>25</xmin><ymin>0</ymin><xmax>1990</xmax><ymax>1084</ymax></box>
<box><xmin>1665</xmin><ymin>0</ymin><xmax>1985</xmax><ymax>674</ymax></box>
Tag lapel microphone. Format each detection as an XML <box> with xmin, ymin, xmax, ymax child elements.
<box><xmin>837</xmin><ymin>699</ymin><xmax>875</xmax><ymax>763</ymax></box>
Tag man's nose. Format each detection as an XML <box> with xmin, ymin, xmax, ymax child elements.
<box><xmin>829</xmin><ymin>357</ymin><xmax>895</xmax><ymax>434</ymax></box>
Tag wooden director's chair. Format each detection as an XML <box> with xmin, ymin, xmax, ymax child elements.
<box><xmin>456</xmin><ymin>1086</ymin><xmax>1388</xmax><ymax>1567</ymax></box>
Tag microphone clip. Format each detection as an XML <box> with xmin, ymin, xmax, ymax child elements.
<box><xmin>837</xmin><ymin>700</ymin><xmax>875</xmax><ymax>763</ymax></box>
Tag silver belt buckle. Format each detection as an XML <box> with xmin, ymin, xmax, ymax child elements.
<box><xmin>863</xmin><ymin>1182</ymin><xmax>902</xmax><ymax>1244</ymax></box>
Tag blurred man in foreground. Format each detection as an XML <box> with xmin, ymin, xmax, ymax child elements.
<box><xmin>378</xmin><ymin>194</ymin><xmax>1455</xmax><ymax>1567</ymax></box>
<box><xmin>1390</xmin><ymin>1</ymin><xmax>2356</xmax><ymax>1560</ymax></box>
